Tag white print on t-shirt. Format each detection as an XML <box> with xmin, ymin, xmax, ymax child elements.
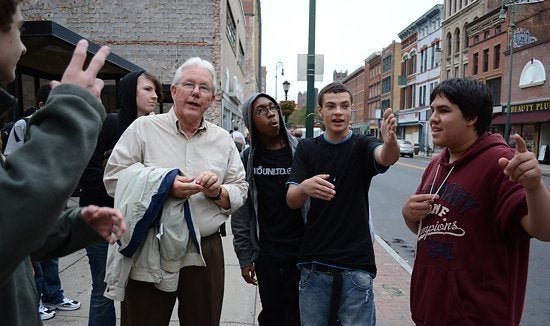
<box><xmin>253</xmin><ymin>166</ymin><xmax>291</xmax><ymax>176</ymax></box>
<box><xmin>418</xmin><ymin>207</ymin><xmax>466</xmax><ymax>241</ymax></box>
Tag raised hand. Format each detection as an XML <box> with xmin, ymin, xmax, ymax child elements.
<box><xmin>498</xmin><ymin>134</ymin><xmax>541</xmax><ymax>190</ymax></box>
<box><xmin>380</xmin><ymin>108</ymin><xmax>397</xmax><ymax>144</ymax></box>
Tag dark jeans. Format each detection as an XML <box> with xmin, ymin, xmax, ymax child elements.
<box><xmin>33</xmin><ymin>259</ymin><xmax>64</xmax><ymax>304</ymax></box>
<box><xmin>255</xmin><ymin>255</ymin><xmax>301</xmax><ymax>326</ymax></box>
<box><xmin>86</xmin><ymin>242</ymin><xmax>116</xmax><ymax>326</ymax></box>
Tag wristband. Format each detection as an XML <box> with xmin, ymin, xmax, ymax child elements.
<box><xmin>207</xmin><ymin>187</ymin><xmax>223</xmax><ymax>200</ymax></box>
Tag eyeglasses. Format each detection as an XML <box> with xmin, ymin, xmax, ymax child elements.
<box><xmin>254</xmin><ymin>104</ymin><xmax>279</xmax><ymax>116</ymax></box>
<box><xmin>175</xmin><ymin>81</ymin><xmax>212</xmax><ymax>95</ymax></box>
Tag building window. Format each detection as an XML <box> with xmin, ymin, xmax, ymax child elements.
<box><xmin>382</xmin><ymin>77</ymin><xmax>391</xmax><ymax>94</ymax></box>
<box><xmin>474</xmin><ymin>34</ymin><xmax>479</xmax><ymax>44</ymax></box>
<box><xmin>226</xmin><ymin>4</ymin><xmax>237</xmax><ymax>54</ymax></box>
<box><xmin>494</xmin><ymin>44</ymin><xmax>501</xmax><ymax>69</ymax></box>
<box><xmin>483</xmin><ymin>49</ymin><xmax>489</xmax><ymax>72</ymax></box>
<box><xmin>411</xmin><ymin>53</ymin><xmax>417</xmax><ymax>74</ymax></box>
<box><xmin>238</xmin><ymin>42</ymin><xmax>244</xmax><ymax>70</ymax></box>
<box><xmin>420</xmin><ymin>49</ymin><xmax>425</xmax><ymax>72</ymax></box>
<box><xmin>419</xmin><ymin>85</ymin><xmax>427</xmax><ymax>106</ymax></box>
<box><xmin>484</xmin><ymin>30</ymin><xmax>490</xmax><ymax>39</ymax></box>
<box><xmin>455</xmin><ymin>29</ymin><xmax>461</xmax><ymax>54</ymax></box>
<box><xmin>383</xmin><ymin>56</ymin><xmax>392</xmax><ymax>72</ymax></box>
<box><xmin>495</xmin><ymin>24</ymin><xmax>502</xmax><ymax>34</ymax></box>
<box><xmin>473</xmin><ymin>52</ymin><xmax>479</xmax><ymax>75</ymax></box>
<box><xmin>486</xmin><ymin>77</ymin><xmax>501</xmax><ymax>105</ymax></box>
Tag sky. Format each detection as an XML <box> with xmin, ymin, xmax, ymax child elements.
<box><xmin>260</xmin><ymin>0</ymin><xmax>442</xmax><ymax>101</ymax></box>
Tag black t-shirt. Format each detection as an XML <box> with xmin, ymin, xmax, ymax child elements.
<box><xmin>288</xmin><ymin>133</ymin><xmax>386</xmax><ymax>274</ymax></box>
<box><xmin>254</xmin><ymin>145</ymin><xmax>303</xmax><ymax>258</ymax></box>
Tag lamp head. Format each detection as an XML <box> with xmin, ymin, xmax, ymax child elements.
<box><xmin>283</xmin><ymin>80</ymin><xmax>291</xmax><ymax>92</ymax></box>
<box><xmin>498</xmin><ymin>7</ymin><xmax>507</xmax><ymax>22</ymax></box>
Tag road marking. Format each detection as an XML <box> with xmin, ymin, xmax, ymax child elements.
<box><xmin>397</xmin><ymin>162</ymin><xmax>426</xmax><ymax>171</ymax></box>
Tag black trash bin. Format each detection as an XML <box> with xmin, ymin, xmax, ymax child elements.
<box><xmin>414</xmin><ymin>143</ymin><xmax>420</xmax><ymax>155</ymax></box>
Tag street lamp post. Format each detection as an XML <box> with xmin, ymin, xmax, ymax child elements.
<box><xmin>500</xmin><ymin>0</ymin><xmax>516</xmax><ymax>144</ymax></box>
<box><xmin>275</xmin><ymin>61</ymin><xmax>284</xmax><ymax>101</ymax></box>
<box><xmin>282</xmin><ymin>80</ymin><xmax>290</xmax><ymax>100</ymax></box>
<box><xmin>281</xmin><ymin>80</ymin><xmax>291</xmax><ymax>125</ymax></box>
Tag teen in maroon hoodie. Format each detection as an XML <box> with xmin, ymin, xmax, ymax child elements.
<box><xmin>402</xmin><ymin>78</ymin><xmax>550</xmax><ymax>325</ymax></box>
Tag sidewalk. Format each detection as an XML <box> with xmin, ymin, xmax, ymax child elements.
<box><xmin>45</xmin><ymin>198</ymin><xmax>412</xmax><ymax>325</ymax></box>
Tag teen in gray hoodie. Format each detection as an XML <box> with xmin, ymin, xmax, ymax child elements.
<box><xmin>231</xmin><ymin>93</ymin><xmax>306</xmax><ymax>325</ymax></box>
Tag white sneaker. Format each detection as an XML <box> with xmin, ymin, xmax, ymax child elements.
<box><xmin>39</xmin><ymin>304</ymin><xmax>55</xmax><ymax>320</ymax></box>
<box><xmin>43</xmin><ymin>297</ymin><xmax>81</xmax><ymax>311</ymax></box>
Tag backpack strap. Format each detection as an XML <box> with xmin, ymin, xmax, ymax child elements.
<box><xmin>13</xmin><ymin>117</ymin><xmax>31</xmax><ymax>143</ymax></box>
<box><xmin>22</xmin><ymin>117</ymin><xmax>31</xmax><ymax>143</ymax></box>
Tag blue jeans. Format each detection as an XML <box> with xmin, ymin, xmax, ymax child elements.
<box><xmin>33</xmin><ymin>259</ymin><xmax>64</xmax><ymax>304</ymax></box>
<box><xmin>86</xmin><ymin>242</ymin><xmax>116</xmax><ymax>326</ymax></box>
<box><xmin>298</xmin><ymin>264</ymin><xmax>376</xmax><ymax>326</ymax></box>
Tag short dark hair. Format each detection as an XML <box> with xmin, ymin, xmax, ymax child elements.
<box><xmin>318</xmin><ymin>82</ymin><xmax>353</xmax><ymax>107</ymax></box>
<box><xmin>233</xmin><ymin>126</ymin><xmax>239</xmax><ymax>131</ymax></box>
<box><xmin>0</xmin><ymin>0</ymin><xmax>23</xmax><ymax>32</ymax></box>
<box><xmin>430</xmin><ymin>78</ymin><xmax>493</xmax><ymax>135</ymax></box>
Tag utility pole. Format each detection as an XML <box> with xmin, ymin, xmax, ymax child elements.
<box><xmin>305</xmin><ymin>0</ymin><xmax>316</xmax><ymax>138</ymax></box>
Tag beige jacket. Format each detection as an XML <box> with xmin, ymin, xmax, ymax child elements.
<box><xmin>104</xmin><ymin>163</ymin><xmax>204</xmax><ymax>301</ymax></box>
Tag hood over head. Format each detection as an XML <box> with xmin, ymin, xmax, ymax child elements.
<box><xmin>241</xmin><ymin>92</ymin><xmax>291</xmax><ymax>149</ymax></box>
<box><xmin>116</xmin><ymin>70</ymin><xmax>145</xmax><ymax>138</ymax></box>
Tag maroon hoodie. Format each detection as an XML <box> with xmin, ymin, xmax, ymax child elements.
<box><xmin>411</xmin><ymin>132</ymin><xmax>531</xmax><ymax>325</ymax></box>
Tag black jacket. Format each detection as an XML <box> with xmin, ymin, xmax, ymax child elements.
<box><xmin>79</xmin><ymin>70</ymin><xmax>145</xmax><ymax>207</ymax></box>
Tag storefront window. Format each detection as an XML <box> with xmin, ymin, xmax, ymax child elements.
<box><xmin>521</xmin><ymin>124</ymin><xmax>535</xmax><ymax>152</ymax></box>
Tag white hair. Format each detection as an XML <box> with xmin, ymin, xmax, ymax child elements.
<box><xmin>172</xmin><ymin>57</ymin><xmax>216</xmax><ymax>94</ymax></box>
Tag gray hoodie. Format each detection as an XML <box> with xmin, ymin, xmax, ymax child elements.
<box><xmin>231</xmin><ymin>93</ymin><xmax>305</xmax><ymax>268</ymax></box>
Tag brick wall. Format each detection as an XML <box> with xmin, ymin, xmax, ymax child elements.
<box><xmin>21</xmin><ymin>0</ymin><xmax>225</xmax><ymax>122</ymax></box>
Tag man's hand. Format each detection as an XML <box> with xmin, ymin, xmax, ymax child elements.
<box><xmin>498</xmin><ymin>134</ymin><xmax>542</xmax><ymax>191</ymax></box>
<box><xmin>380</xmin><ymin>108</ymin><xmax>397</xmax><ymax>144</ymax></box>
<box><xmin>195</xmin><ymin>171</ymin><xmax>222</xmax><ymax>198</ymax></box>
<box><xmin>299</xmin><ymin>174</ymin><xmax>335</xmax><ymax>201</ymax></box>
<box><xmin>375</xmin><ymin>108</ymin><xmax>400</xmax><ymax>166</ymax></box>
<box><xmin>50</xmin><ymin>39</ymin><xmax>110</xmax><ymax>99</ymax></box>
<box><xmin>241</xmin><ymin>265</ymin><xmax>257</xmax><ymax>285</ymax></box>
<box><xmin>170</xmin><ymin>175</ymin><xmax>202</xmax><ymax>199</ymax></box>
<box><xmin>402</xmin><ymin>194</ymin><xmax>438</xmax><ymax>223</ymax></box>
<box><xmin>80</xmin><ymin>205</ymin><xmax>126</xmax><ymax>244</ymax></box>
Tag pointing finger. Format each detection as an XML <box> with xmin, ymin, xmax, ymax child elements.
<box><xmin>513</xmin><ymin>134</ymin><xmax>528</xmax><ymax>153</ymax></box>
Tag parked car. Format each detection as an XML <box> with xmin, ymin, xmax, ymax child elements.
<box><xmin>397</xmin><ymin>139</ymin><xmax>414</xmax><ymax>158</ymax></box>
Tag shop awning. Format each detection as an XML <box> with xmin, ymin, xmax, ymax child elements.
<box><xmin>18</xmin><ymin>20</ymin><xmax>142</xmax><ymax>80</ymax></box>
<box><xmin>491</xmin><ymin>111</ymin><xmax>550</xmax><ymax>125</ymax></box>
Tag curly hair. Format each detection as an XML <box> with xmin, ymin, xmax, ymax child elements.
<box><xmin>0</xmin><ymin>0</ymin><xmax>23</xmax><ymax>32</ymax></box>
